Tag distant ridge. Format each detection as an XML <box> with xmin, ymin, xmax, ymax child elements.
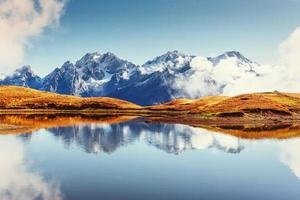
<box><xmin>0</xmin><ymin>51</ymin><xmax>258</xmax><ymax>105</ymax></box>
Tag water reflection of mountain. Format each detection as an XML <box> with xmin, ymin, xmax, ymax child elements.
<box><xmin>43</xmin><ymin>122</ymin><xmax>244</xmax><ymax>155</ymax></box>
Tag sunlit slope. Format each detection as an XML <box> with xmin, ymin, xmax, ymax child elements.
<box><xmin>150</xmin><ymin>91</ymin><xmax>300</xmax><ymax>116</ymax></box>
<box><xmin>1</xmin><ymin>86</ymin><xmax>300</xmax><ymax>116</ymax></box>
<box><xmin>201</xmin><ymin>92</ymin><xmax>300</xmax><ymax>116</ymax></box>
<box><xmin>148</xmin><ymin>96</ymin><xmax>229</xmax><ymax>111</ymax></box>
<box><xmin>0</xmin><ymin>86</ymin><xmax>141</xmax><ymax>110</ymax></box>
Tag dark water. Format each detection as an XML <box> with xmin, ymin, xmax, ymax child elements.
<box><xmin>1</xmin><ymin>121</ymin><xmax>300</xmax><ymax>200</ymax></box>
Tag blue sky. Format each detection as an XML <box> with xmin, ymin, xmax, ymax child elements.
<box><xmin>23</xmin><ymin>0</ymin><xmax>300</xmax><ymax>75</ymax></box>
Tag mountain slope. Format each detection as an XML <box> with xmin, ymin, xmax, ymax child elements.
<box><xmin>42</xmin><ymin>52</ymin><xmax>138</xmax><ymax>97</ymax></box>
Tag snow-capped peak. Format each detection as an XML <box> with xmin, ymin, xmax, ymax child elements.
<box><xmin>141</xmin><ymin>50</ymin><xmax>194</xmax><ymax>74</ymax></box>
<box><xmin>7</xmin><ymin>65</ymin><xmax>36</xmax><ymax>78</ymax></box>
<box><xmin>18</xmin><ymin>65</ymin><xmax>33</xmax><ymax>72</ymax></box>
<box><xmin>144</xmin><ymin>50</ymin><xmax>191</xmax><ymax>64</ymax></box>
<box><xmin>61</xmin><ymin>61</ymin><xmax>74</xmax><ymax>68</ymax></box>
<box><xmin>101</xmin><ymin>52</ymin><xmax>117</xmax><ymax>59</ymax></box>
<box><xmin>224</xmin><ymin>51</ymin><xmax>244</xmax><ymax>58</ymax></box>
<box><xmin>76</xmin><ymin>52</ymin><xmax>101</xmax><ymax>67</ymax></box>
<box><xmin>209</xmin><ymin>51</ymin><xmax>254</xmax><ymax>65</ymax></box>
<box><xmin>75</xmin><ymin>52</ymin><xmax>129</xmax><ymax>69</ymax></box>
<box><xmin>0</xmin><ymin>65</ymin><xmax>42</xmax><ymax>89</ymax></box>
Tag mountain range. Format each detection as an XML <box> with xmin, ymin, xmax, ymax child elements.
<box><xmin>0</xmin><ymin>50</ymin><xmax>258</xmax><ymax>105</ymax></box>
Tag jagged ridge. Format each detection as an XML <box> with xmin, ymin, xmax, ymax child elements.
<box><xmin>0</xmin><ymin>50</ymin><xmax>258</xmax><ymax>105</ymax></box>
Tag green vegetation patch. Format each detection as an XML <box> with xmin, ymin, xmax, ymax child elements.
<box><xmin>265</xmin><ymin>95</ymin><xmax>299</xmax><ymax>106</ymax></box>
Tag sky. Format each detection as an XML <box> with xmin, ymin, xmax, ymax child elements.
<box><xmin>1</xmin><ymin>0</ymin><xmax>300</xmax><ymax>76</ymax></box>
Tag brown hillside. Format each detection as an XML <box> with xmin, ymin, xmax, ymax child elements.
<box><xmin>0</xmin><ymin>86</ymin><xmax>141</xmax><ymax>110</ymax></box>
<box><xmin>148</xmin><ymin>96</ymin><xmax>228</xmax><ymax>111</ymax></box>
<box><xmin>201</xmin><ymin>92</ymin><xmax>300</xmax><ymax>116</ymax></box>
<box><xmin>149</xmin><ymin>91</ymin><xmax>300</xmax><ymax>117</ymax></box>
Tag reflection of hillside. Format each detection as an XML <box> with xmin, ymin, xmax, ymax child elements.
<box><xmin>45</xmin><ymin>122</ymin><xmax>244</xmax><ymax>155</ymax></box>
<box><xmin>0</xmin><ymin>114</ymin><xmax>138</xmax><ymax>134</ymax></box>
<box><xmin>2</xmin><ymin>114</ymin><xmax>300</xmax><ymax>140</ymax></box>
<box><xmin>205</xmin><ymin>124</ymin><xmax>300</xmax><ymax>140</ymax></box>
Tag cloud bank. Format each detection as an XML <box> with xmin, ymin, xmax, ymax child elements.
<box><xmin>222</xmin><ymin>27</ymin><xmax>300</xmax><ymax>95</ymax></box>
<box><xmin>176</xmin><ymin>26</ymin><xmax>300</xmax><ymax>97</ymax></box>
<box><xmin>0</xmin><ymin>0</ymin><xmax>66</xmax><ymax>73</ymax></box>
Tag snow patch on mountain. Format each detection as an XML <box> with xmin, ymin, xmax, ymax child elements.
<box><xmin>141</xmin><ymin>50</ymin><xmax>194</xmax><ymax>74</ymax></box>
<box><xmin>0</xmin><ymin>65</ymin><xmax>42</xmax><ymax>89</ymax></box>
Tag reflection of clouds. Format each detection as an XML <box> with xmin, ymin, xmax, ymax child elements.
<box><xmin>280</xmin><ymin>138</ymin><xmax>300</xmax><ymax>179</ymax></box>
<box><xmin>143</xmin><ymin>124</ymin><xmax>244</xmax><ymax>154</ymax></box>
<box><xmin>0</xmin><ymin>137</ymin><xmax>62</xmax><ymax>200</ymax></box>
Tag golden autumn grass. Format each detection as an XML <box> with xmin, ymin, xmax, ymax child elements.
<box><xmin>201</xmin><ymin>92</ymin><xmax>300</xmax><ymax>114</ymax></box>
<box><xmin>0</xmin><ymin>86</ymin><xmax>141</xmax><ymax>110</ymax></box>
<box><xmin>147</xmin><ymin>96</ymin><xmax>228</xmax><ymax>111</ymax></box>
<box><xmin>2</xmin><ymin>85</ymin><xmax>300</xmax><ymax>116</ymax></box>
<box><xmin>149</xmin><ymin>91</ymin><xmax>300</xmax><ymax>117</ymax></box>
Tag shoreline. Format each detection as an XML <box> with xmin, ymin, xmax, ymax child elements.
<box><xmin>0</xmin><ymin>111</ymin><xmax>299</xmax><ymax>139</ymax></box>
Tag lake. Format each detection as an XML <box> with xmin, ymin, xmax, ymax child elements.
<box><xmin>1</xmin><ymin>119</ymin><xmax>300</xmax><ymax>200</ymax></box>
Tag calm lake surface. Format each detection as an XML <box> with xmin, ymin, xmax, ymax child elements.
<box><xmin>1</xmin><ymin>120</ymin><xmax>300</xmax><ymax>200</ymax></box>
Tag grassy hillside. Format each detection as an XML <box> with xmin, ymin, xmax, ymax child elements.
<box><xmin>147</xmin><ymin>96</ymin><xmax>228</xmax><ymax>111</ymax></box>
<box><xmin>0</xmin><ymin>86</ymin><xmax>141</xmax><ymax>110</ymax></box>
<box><xmin>149</xmin><ymin>91</ymin><xmax>300</xmax><ymax>117</ymax></box>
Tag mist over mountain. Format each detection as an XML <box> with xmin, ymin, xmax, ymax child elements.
<box><xmin>0</xmin><ymin>50</ymin><xmax>258</xmax><ymax>105</ymax></box>
<box><xmin>0</xmin><ymin>66</ymin><xmax>42</xmax><ymax>89</ymax></box>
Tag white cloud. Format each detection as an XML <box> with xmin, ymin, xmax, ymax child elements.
<box><xmin>0</xmin><ymin>0</ymin><xmax>66</xmax><ymax>73</ymax></box>
<box><xmin>211</xmin><ymin>57</ymin><xmax>245</xmax><ymax>84</ymax></box>
<box><xmin>176</xmin><ymin>26</ymin><xmax>300</xmax><ymax>97</ymax></box>
<box><xmin>175</xmin><ymin>57</ymin><xmax>220</xmax><ymax>98</ymax></box>
<box><xmin>279</xmin><ymin>27</ymin><xmax>300</xmax><ymax>79</ymax></box>
<box><xmin>280</xmin><ymin>138</ymin><xmax>300</xmax><ymax>179</ymax></box>
<box><xmin>220</xmin><ymin>65</ymin><xmax>283</xmax><ymax>96</ymax></box>
<box><xmin>190</xmin><ymin>56</ymin><xmax>213</xmax><ymax>72</ymax></box>
<box><xmin>222</xmin><ymin>26</ymin><xmax>300</xmax><ymax>95</ymax></box>
<box><xmin>0</xmin><ymin>137</ymin><xmax>62</xmax><ymax>200</ymax></box>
